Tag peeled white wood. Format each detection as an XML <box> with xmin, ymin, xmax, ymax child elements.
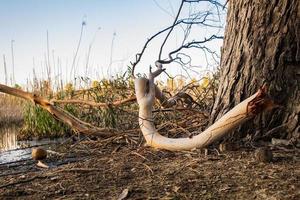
<box><xmin>135</xmin><ymin>63</ymin><xmax>264</xmax><ymax>151</ymax></box>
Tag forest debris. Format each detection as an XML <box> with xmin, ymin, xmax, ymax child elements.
<box><xmin>0</xmin><ymin>170</ymin><xmax>38</xmax><ymax>178</ymax></box>
<box><xmin>56</xmin><ymin>168</ymin><xmax>103</xmax><ymax>173</ymax></box>
<box><xmin>46</xmin><ymin>149</ymin><xmax>65</xmax><ymax>157</ymax></box>
<box><xmin>255</xmin><ymin>147</ymin><xmax>273</xmax><ymax>163</ymax></box>
<box><xmin>140</xmin><ymin>163</ymin><xmax>154</xmax><ymax>175</ymax></box>
<box><xmin>271</xmin><ymin>138</ymin><xmax>291</xmax><ymax>146</ymax></box>
<box><xmin>130</xmin><ymin>151</ymin><xmax>149</xmax><ymax>161</ymax></box>
<box><xmin>261</xmin><ymin>123</ymin><xmax>287</xmax><ymax>139</ymax></box>
<box><xmin>0</xmin><ymin>175</ymin><xmax>48</xmax><ymax>189</ymax></box>
<box><xmin>204</xmin><ymin>148</ymin><xmax>209</xmax><ymax>156</ymax></box>
<box><xmin>219</xmin><ymin>143</ymin><xmax>237</xmax><ymax>152</ymax></box>
<box><xmin>0</xmin><ymin>139</ymin><xmax>299</xmax><ymax>199</ymax></box>
<box><xmin>51</xmin><ymin>96</ymin><xmax>136</xmax><ymax>108</ymax></box>
<box><xmin>117</xmin><ymin>188</ymin><xmax>129</xmax><ymax>200</ymax></box>
<box><xmin>36</xmin><ymin>160</ymin><xmax>49</xmax><ymax>169</ymax></box>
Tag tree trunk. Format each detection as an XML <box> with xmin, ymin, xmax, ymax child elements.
<box><xmin>211</xmin><ymin>0</ymin><xmax>300</xmax><ymax>141</ymax></box>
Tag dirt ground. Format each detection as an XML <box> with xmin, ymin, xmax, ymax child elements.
<box><xmin>0</xmin><ymin>136</ymin><xmax>299</xmax><ymax>200</ymax></box>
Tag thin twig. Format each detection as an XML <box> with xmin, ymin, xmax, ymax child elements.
<box><xmin>158</xmin><ymin>0</ymin><xmax>185</xmax><ymax>60</ymax></box>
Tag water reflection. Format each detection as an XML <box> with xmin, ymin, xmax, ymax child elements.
<box><xmin>0</xmin><ymin>125</ymin><xmax>26</xmax><ymax>164</ymax></box>
<box><xmin>0</xmin><ymin>125</ymin><xmax>65</xmax><ymax>164</ymax></box>
<box><xmin>0</xmin><ymin>125</ymin><xmax>19</xmax><ymax>151</ymax></box>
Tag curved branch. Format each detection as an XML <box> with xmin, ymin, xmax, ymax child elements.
<box><xmin>51</xmin><ymin>96</ymin><xmax>137</xmax><ymax>108</ymax></box>
<box><xmin>131</xmin><ymin>0</ymin><xmax>224</xmax><ymax>76</ymax></box>
<box><xmin>134</xmin><ymin>68</ymin><xmax>275</xmax><ymax>151</ymax></box>
<box><xmin>184</xmin><ymin>0</ymin><xmax>224</xmax><ymax>8</ymax></box>
<box><xmin>131</xmin><ymin>19</ymin><xmax>184</xmax><ymax>77</ymax></box>
<box><xmin>0</xmin><ymin>84</ymin><xmax>114</xmax><ymax>137</ymax></box>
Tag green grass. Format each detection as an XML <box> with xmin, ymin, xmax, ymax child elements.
<box><xmin>8</xmin><ymin>70</ymin><xmax>217</xmax><ymax>140</ymax></box>
<box><xmin>21</xmin><ymin>102</ymin><xmax>71</xmax><ymax>139</ymax></box>
<box><xmin>19</xmin><ymin>73</ymin><xmax>137</xmax><ymax>139</ymax></box>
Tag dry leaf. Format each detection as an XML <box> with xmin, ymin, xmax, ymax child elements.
<box><xmin>117</xmin><ymin>188</ymin><xmax>129</xmax><ymax>200</ymax></box>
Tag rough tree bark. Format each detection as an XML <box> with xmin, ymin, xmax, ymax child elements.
<box><xmin>211</xmin><ymin>0</ymin><xmax>300</xmax><ymax>141</ymax></box>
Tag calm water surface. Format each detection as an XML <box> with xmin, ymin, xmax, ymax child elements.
<box><xmin>0</xmin><ymin>125</ymin><xmax>64</xmax><ymax>164</ymax></box>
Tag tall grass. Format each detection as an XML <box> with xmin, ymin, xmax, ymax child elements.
<box><xmin>0</xmin><ymin>94</ymin><xmax>24</xmax><ymax>127</ymax></box>
<box><xmin>2</xmin><ymin>67</ymin><xmax>218</xmax><ymax>140</ymax></box>
<box><xmin>18</xmin><ymin>72</ymin><xmax>137</xmax><ymax>139</ymax></box>
<box><xmin>21</xmin><ymin>102</ymin><xmax>71</xmax><ymax>139</ymax></box>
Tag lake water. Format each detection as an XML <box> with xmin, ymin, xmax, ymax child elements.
<box><xmin>0</xmin><ymin>125</ymin><xmax>19</xmax><ymax>151</ymax></box>
<box><xmin>0</xmin><ymin>125</ymin><xmax>64</xmax><ymax>164</ymax></box>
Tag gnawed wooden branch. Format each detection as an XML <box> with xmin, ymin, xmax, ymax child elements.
<box><xmin>51</xmin><ymin>96</ymin><xmax>137</xmax><ymax>108</ymax></box>
<box><xmin>135</xmin><ymin>63</ymin><xmax>275</xmax><ymax>151</ymax></box>
<box><xmin>52</xmin><ymin>87</ymin><xmax>190</xmax><ymax>109</ymax></box>
<box><xmin>0</xmin><ymin>84</ymin><xmax>114</xmax><ymax>137</ymax></box>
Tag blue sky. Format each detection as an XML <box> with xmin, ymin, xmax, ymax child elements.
<box><xmin>0</xmin><ymin>0</ymin><xmax>225</xmax><ymax>85</ymax></box>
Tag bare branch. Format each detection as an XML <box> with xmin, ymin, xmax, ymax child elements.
<box><xmin>158</xmin><ymin>34</ymin><xmax>223</xmax><ymax>64</ymax></box>
<box><xmin>184</xmin><ymin>0</ymin><xmax>224</xmax><ymax>8</ymax></box>
<box><xmin>51</xmin><ymin>96</ymin><xmax>136</xmax><ymax>108</ymax></box>
<box><xmin>158</xmin><ymin>0</ymin><xmax>185</xmax><ymax>60</ymax></box>
<box><xmin>0</xmin><ymin>83</ymin><xmax>115</xmax><ymax>137</ymax></box>
<box><xmin>131</xmin><ymin>0</ymin><xmax>224</xmax><ymax>77</ymax></box>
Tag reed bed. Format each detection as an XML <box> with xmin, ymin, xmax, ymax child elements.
<box><xmin>0</xmin><ymin>94</ymin><xmax>24</xmax><ymax>127</ymax></box>
<box><xmin>1</xmin><ymin>71</ymin><xmax>218</xmax><ymax>140</ymax></box>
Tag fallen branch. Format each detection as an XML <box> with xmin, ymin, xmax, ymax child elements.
<box><xmin>56</xmin><ymin>168</ymin><xmax>102</xmax><ymax>173</ymax></box>
<box><xmin>52</xmin><ymin>82</ymin><xmax>192</xmax><ymax>110</ymax></box>
<box><xmin>51</xmin><ymin>96</ymin><xmax>137</xmax><ymax>108</ymax></box>
<box><xmin>135</xmin><ymin>63</ymin><xmax>275</xmax><ymax>151</ymax></box>
<box><xmin>0</xmin><ymin>159</ymin><xmax>33</xmax><ymax>169</ymax></box>
<box><xmin>0</xmin><ymin>175</ymin><xmax>47</xmax><ymax>189</ymax></box>
<box><xmin>0</xmin><ymin>84</ymin><xmax>114</xmax><ymax>137</ymax></box>
<box><xmin>0</xmin><ymin>169</ymin><xmax>37</xmax><ymax>178</ymax></box>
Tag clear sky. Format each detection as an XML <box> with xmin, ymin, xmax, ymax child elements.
<box><xmin>0</xmin><ymin>0</ymin><xmax>225</xmax><ymax>86</ymax></box>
